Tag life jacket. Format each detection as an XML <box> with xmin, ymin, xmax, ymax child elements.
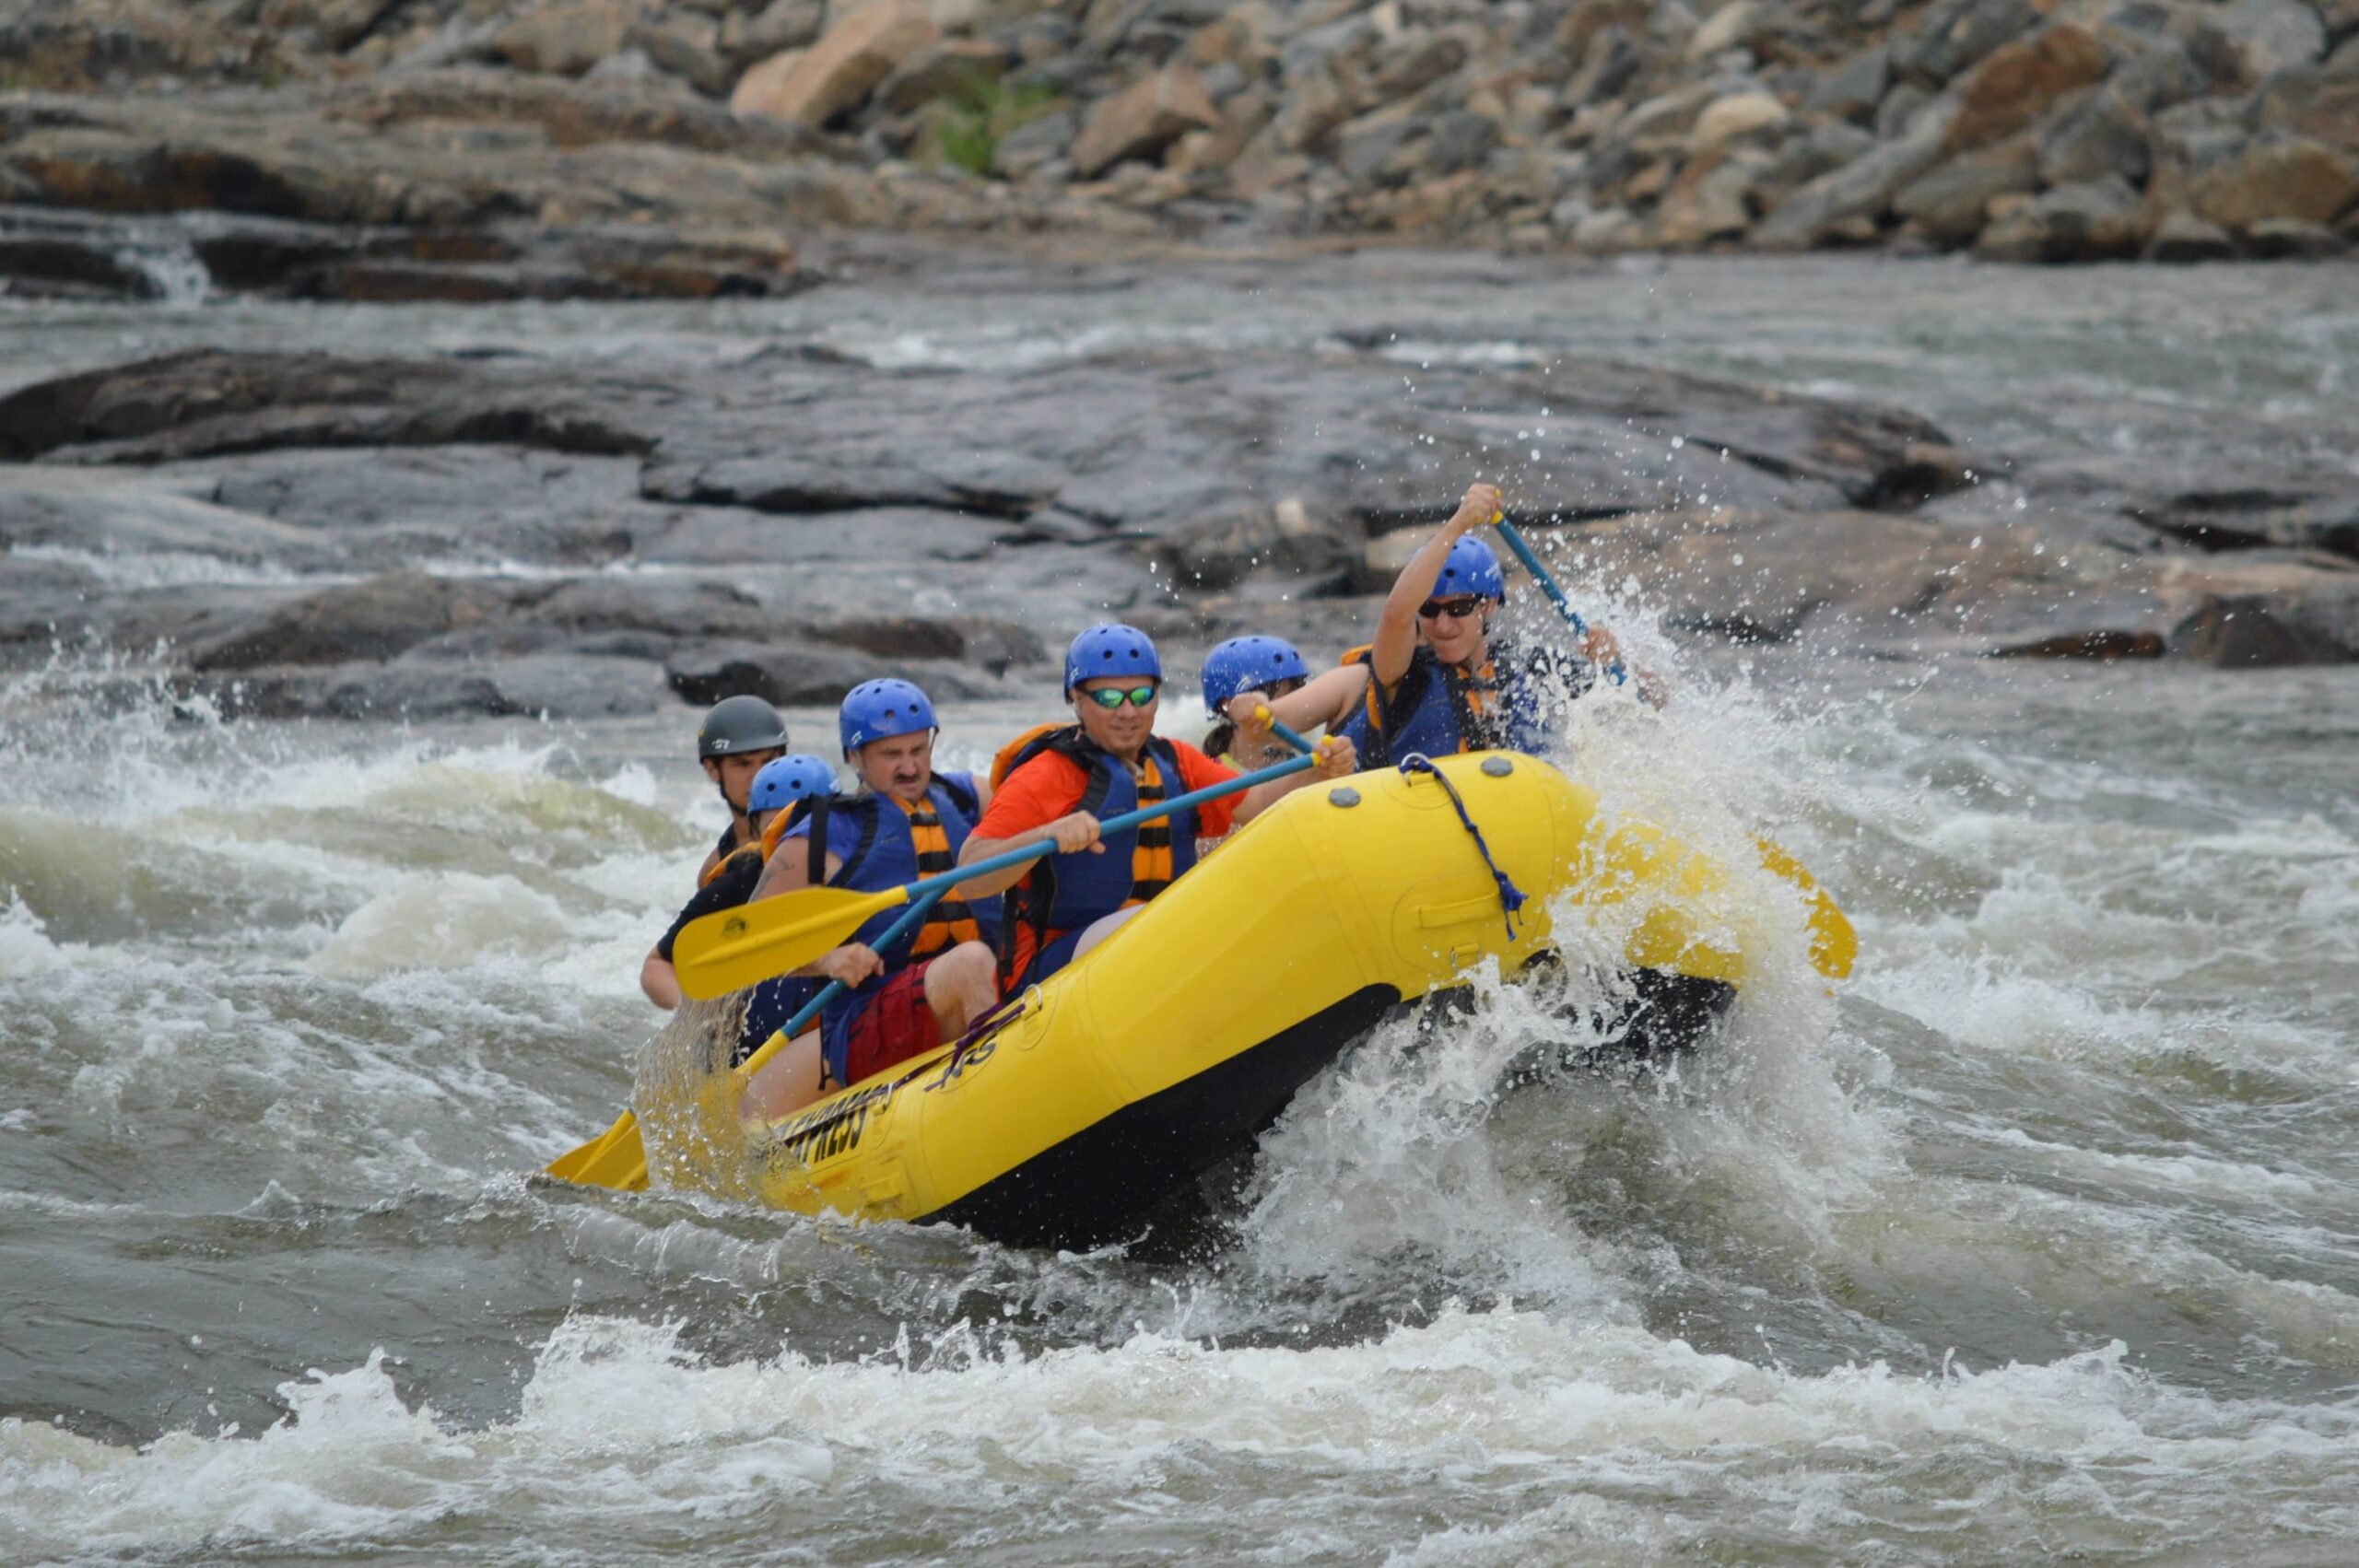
<box><xmin>996</xmin><ymin>724</ymin><xmax>1198</xmax><ymax>978</ymax></box>
<box><xmin>825</xmin><ymin>773</ymin><xmax>999</xmax><ymax>960</ymax></box>
<box><xmin>1335</xmin><ymin>639</ymin><xmax>1546</xmax><ymax>767</ymax></box>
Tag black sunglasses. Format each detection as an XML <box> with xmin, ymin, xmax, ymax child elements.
<box><xmin>1417</xmin><ymin>595</ymin><xmax>1485</xmax><ymax>622</ymax></box>
<box><xmin>1085</xmin><ymin>684</ymin><xmax>1160</xmax><ymax>709</ymax></box>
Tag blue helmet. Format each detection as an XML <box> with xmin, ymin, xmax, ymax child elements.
<box><xmin>748</xmin><ymin>754</ymin><xmax>836</xmax><ymax>816</ymax></box>
<box><xmin>839</xmin><ymin>678</ymin><xmax>938</xmax><ymax>755</ymax></box>
<box><xmin>1200</xmin><ymin>636</ymin><xmax>1309</xmax><ymax>710</ymax></box>
<box><xmin>1437</xmin><ymin>535</ymin><xmax>1506</xmax><ymax>601</ymax></box>
<box><xmin>1064</xmin><ymin>623</ymin><xmax>1161</xmax><ymax>694</ymax></box>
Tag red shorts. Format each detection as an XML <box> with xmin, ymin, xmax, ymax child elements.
<box><xmin>839</xmin><ymin>959</ymin><xmax>943</xmax><ymax>1085</ymax></box>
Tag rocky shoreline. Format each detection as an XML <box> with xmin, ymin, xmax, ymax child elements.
<box><xmin>3</xmin><ymin>246</ymin><xmax>2353</xmax><ymax>726</ymax></box>
<box><xmin>2</xmin><ymin>0</ymin><xmax>2355</xmax><ymax>303</ymax></box>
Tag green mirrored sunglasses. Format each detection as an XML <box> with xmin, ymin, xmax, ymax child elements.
<box><xmin>1085</xmin><ymin>684</ymin><xmax>1160</xmax><ymax>709</ymax></box>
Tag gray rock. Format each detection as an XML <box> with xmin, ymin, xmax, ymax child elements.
<box><xmin>1755</xmin><ymin>95</ymin><xmax>1957</xmax><ymax>248</ymax></box>
<box><xmin>994</xmin><ymin>107</ymin><xmax>1079</xmax><ymax>178</ymax></box>
<box><xmin>1894</xmin><ymin>137</ymin><xmax>2039</xmax><ymax>244</ymax></box>
<box><xmin>185</xmin><ymin>571</ymin><xmax>527</xmax><ymax>671</ymax></box>
<box><xmin>663</xmin><ymin>638</ymin><xmax>992</xmax><ymax>707</ymax></box>
<box><xmin>1333</xmin><ymin>104</ymin><xmax>1423</xmax><ymax>181</ymax></box>
<box><xmin>1807</xmin><ymin>42</ymin><xmax>1891</xmax><ymax>123</ymax></box>
<box><xmin>719</xmin><ymin>0</ymin><xmax>824</xmax><ymax>69</ymax></box>
<box><xmin>2171</xmin><ymin>596</ymin><xmax>2353</xmax><ymax>665</ymax></box>
<box><xmin>2243</xmin><ymin>216</ymin><xmax>2351</xmax><ymax>256</ymax></box>
<box><xmin>1875</xmin><ymin>81</ymin><xmax>1935</xmax><ymax>139</ymax></box>
<box><xmin>2214</xmin><ymin>0</ymin><xmax>2329</xmax><ymax>79</ymax></box>
<box><xmin>2143</xmin><ymin>209</ymin><xmax>2236</xmax><ymax>260</ymax></box>
<box><xmin>2036</xmin><ymin>88</ymin><xmax>2151</xmax><ymax>187</ymax></box>
<box><xmin>1898</xmin><ymin>0</ymin><xmax>2037</xmax><ymax>86</ymax></box>
<box><xmin>1978</xmin><ymin>175</ymin><xmax>2148</xmax><ymax>262</ymax></box>
<box><xmin>1422</xmin><ymin>111</ymin><xmax>1502</xmax><ymax>177</ymax></box>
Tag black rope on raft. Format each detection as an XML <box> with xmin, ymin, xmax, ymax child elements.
<box><xmin>1396</xmin><ymin>754</ymin><xmax>1528</xmax><ymax>940</ymax></box>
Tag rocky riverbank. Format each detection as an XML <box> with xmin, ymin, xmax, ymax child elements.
<box><xmin>3</xmin><ymin>248</ymin><xmax>2353</xmax><ymax>724</ymax></box>
<box><xmin>2</xmin><ymin>0</ymin><xmax>2355</xmax><ymax>300</ymax></box>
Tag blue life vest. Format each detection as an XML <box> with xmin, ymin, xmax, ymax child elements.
<box><xmin>1001</xmin><ymin>728</ymin><xmax>1199</xmax><ymax>982</ymax></box>
<box><xmin>799</xmin><ymin>773</ymin><xmax>997</xmax><ymax>1084</ymax></box>
<box><xmin>737</xmin><ymin>973</ymin><xmax>825</xmax><ymax>1066</ymax></box>
<box><xmin>1337</xmin><ymin>641</ymin><xmax>1558</xmax><ymax>767</ymax></box>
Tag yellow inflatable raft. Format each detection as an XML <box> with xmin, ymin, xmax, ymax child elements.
<box><xmin>685</xmin><ymin>751</ymin><xmax>1850</xmax><ymax>1249</ymax></box>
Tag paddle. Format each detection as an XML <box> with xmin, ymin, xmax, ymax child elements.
<box><xmin>1489</xmin><ymin>514</ymin><xmax>1627</xmax><ymax>686</ymax></box>
<box><xmin>1252</xmin><ymin>705</ymin><xmax>1316</xmax><ymax>756</ymax></box>
<box><xmin>546</xmin><ymin>890</ymin><xmax>950</xmax><ymax>1191</ymax></box>
<box><xmin>673</xmin><ymin>747</ymin><xmax>1332</xmax><ymax>1000</ymax></box>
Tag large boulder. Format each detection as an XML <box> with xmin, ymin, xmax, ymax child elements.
<box><xmin>2187</xmin><ymin>135</ymin><xmax>2359</xmax><ymax>229</ymax></box>
<box><xmin>1945</xmin><ymin>24</ymin><xmax>2112</xmax><ymax>152</ymax></box>
<box><xmin>1071</xmin><ymin>66</ymin><xmax>1219</xmax><ymax>179</ymax></box>
<box><xmin>485</xmin><ymin>1</ymin><xmax>640</xmax><ymax>78</ymax></box>
<box><xmin>2213</xmin><ymin>0</ymin><xmax>2330</xmax><ymax>80</ymax></box>
<box><xmin>1807</xmin><ymin>44</ymin><xmax>1891</xmax><ymax>123</ymax></box>
<box><xmin>1690</xmin><ymin>91</ymin><xmax>1789</xmax><ymax>151</ymax></box>
<box><xmin>2257</xmin><ymin>62</ymin><xmax>2359</xmax><ymax>153</ymax></box>
<box><xmin>719</xmin><ymin>0</ymin><xmax>824</xmax><ymax>70</ymax></box>
<box><xmin>1897</xmin><ymin>0</ymin><xmax>2036</xmax><ymax>86</ymax></box>
<box><xmin>730</xmin><ymin>1</ymin><xmax>937</xmax><ymax>125</ymax></box>
<box><xmin>1754</xmin><ymin>96</ymin><xmax>1957</xmax><ymax>248</ymax></box>
<box><xmin>1975</xmin><ymin>175</ymin><xmax>2148</xmax><ymax>261</ymax></box>
<box><xmin>2036</xmin><ymin>86</ymin><xmax>2150</xmax><ymax>186</ymax></box>
<box><xmin>187</xmin><ymin>571</ymin><xmax>522</xmax><ymax>670</ymax></box>
<box><xmin>1894</xmin><ymin>135</ymin><xmax>2038</xmax><ymax>243</ymax></box>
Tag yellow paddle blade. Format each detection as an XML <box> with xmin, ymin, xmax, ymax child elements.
<box><xmin>672</xmin><ymin>883</ymin><xmax>906</xmax><ymax>1000</ymax></box>
<box><xmin>545</xmin><ymin>1109</ymin><xmax>650</xmax><ymax>1191</ymax></box>
<box><xmin>1755</xmin><ymin>837</ymin><xmax>1858</xmax><ymax>980</ymax></box>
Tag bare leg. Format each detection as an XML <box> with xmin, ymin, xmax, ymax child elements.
<box><xmin>1069</xmin><ymin>904</ymin><xmax>1145</xmax><ymax>963</ymax></box>
<box><xmin>923</xmin><ymin>942</ymin><xmax>1001</xmax><ymax>1036</ymax></box>
<box><xmin>739</xmin><ymin>1028</ymin><xmax>825</xmax><ymax>1122</ymax></box>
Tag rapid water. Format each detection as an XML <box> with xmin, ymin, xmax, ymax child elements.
<box><xmin>4</xmin><ymin>256</ymin><xmax>2356</xmax><ymax>1562</ymax></box>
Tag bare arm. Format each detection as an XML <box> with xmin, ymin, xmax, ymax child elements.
<box><xmin>752</xmin><ymin>840</ymin><xmax>843</xmax><ymax>902</ymax></box>
<box><xmin>640</xmin><ymin>949</ymin><xmax>681</xmax><ymax>1009</ymax></box>
<box><xmin>1375</xmin><ymin>482</ymin><xmax>1500</xmax><ymax>688</ymax></box>
<box><xmin>1251</xmin><ymin>663</ymin><xmax>1370</xmax><ymax>734</ymax></box>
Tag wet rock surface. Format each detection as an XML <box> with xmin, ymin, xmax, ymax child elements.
<box><xmin>2</xmin><ymin>246</ymin><xmax>2352</xmax><ymax>725</ymax></box>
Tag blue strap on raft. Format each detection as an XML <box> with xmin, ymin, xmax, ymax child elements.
<box><xmin>1397</xmin><ymin>754</ymin><xmax>1529</xmax><ymax>940</ymax></box>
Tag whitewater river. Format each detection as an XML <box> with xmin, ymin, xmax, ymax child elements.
<box><xmin>2</xmin><ymin>256</ymin><xmax>2355</xmax><ymax>1562</ymax></box>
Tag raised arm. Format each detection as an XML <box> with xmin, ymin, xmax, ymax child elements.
<box><xmin>1374</xmin><ymin>482</ymin><xmax>1499</xmax><ymax>688</ymax></box>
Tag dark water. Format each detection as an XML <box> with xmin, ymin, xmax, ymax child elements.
<box><xmin>2</xmin><ymin>254</ymin><xmax>2355</xmax><ymax>1563</ymax></box>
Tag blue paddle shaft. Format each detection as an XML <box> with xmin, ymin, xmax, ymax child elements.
<box><xmin>775</xmin><ymin>886</ymin><xmax>949</xmax><ymax>1041</ymax></box>
<box><xmin>1492</xmin><ymin>519</ymin><xmax>1627</xmax><ymax>686</ymax></box>
<box><xmin>895</xmin><ymin>747</ymin><xmax>1320</xmax><ymax>912</ymax></box>
<box><xmin>1256</xmin><ymin>710</ymin><xmax>1316</xmax><ymax>755</ymax></box>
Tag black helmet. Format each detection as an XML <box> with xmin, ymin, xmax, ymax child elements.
<box><xmin>697</xmin><ymin>695</ymin><xmax>789</xmax><ymax>759</ymax></box>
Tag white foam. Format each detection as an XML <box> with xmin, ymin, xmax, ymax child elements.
<box><xmin>5</xmin><ymin>1309</ymin><xmax>2352</xmax><ymax>1560</ymax></box>
<box><xmin>307</xmin><ymin>873</ymin><xmax>576</xmax><ymax>980</ymax></box>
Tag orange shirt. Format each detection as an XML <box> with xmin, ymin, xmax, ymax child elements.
<box><xmin>974</xmin><ymin>740</ymin><xmax>1244</xmax><ymax>845</ymax></box>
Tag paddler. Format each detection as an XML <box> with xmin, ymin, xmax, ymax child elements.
<box><xmin>1250</xmin><ymin>481</ymin><xmax>1640</xmax><ymax>766</ymax></box>
<box><xmin>1198</xmin><ymin>635</ymin><xmax>1312</xmax><ymax>769</ymax></box>
<box><xmin>641</xmin><ymin>752</ymin><xmax>837</xmax><ymax>1066</ymax></box>
<box><xmin>752</xmin><ymin>678</ymin><xmax>1002</xmax><ymax>1098</ymax></box>
<box><xmin>958</xmin><ymin>624</ymin><xmax>1357</xmax><ymax>989</ymax></box>
<box><xmin>688</xmin><ymin>695</ymin><xmax>791</xmax><ymax>886</ymax></box>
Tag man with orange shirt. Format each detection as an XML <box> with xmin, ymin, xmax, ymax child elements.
<box><xmin>959</xmin><ymin>624</ymin><xmax>1357</xmax><ymax>989</ymax></box>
